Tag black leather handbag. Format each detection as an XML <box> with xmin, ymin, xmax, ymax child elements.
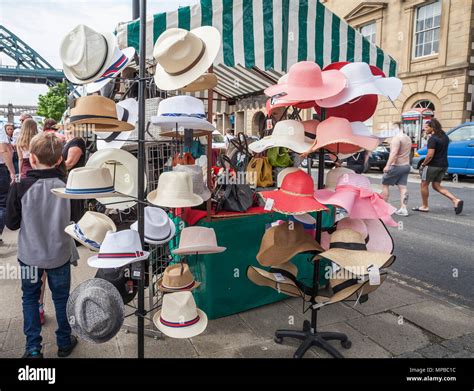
<box><xmin>215</xmin><ymin>155</ymin><xmax>255</xmax><ymax>213</ymax></box>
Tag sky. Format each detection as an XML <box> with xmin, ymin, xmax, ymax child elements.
<box><xmin>0</xmin><ymin>0</ymin><xmax>199</xmax><ymax>106</ymax></box>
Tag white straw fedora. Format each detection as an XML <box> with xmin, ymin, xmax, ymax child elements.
<box><xmin>173</xmin><ymin>164</ymin><xmax>211</xmax><ymax>201</ymax></box>
<box><xmin>172</xmin><ymin>226</ymin><xmax>226</xmax><ymax>255</ymax></box>
<box><xmin>87</xmin><ymin>229</ymin><xmax>150</xmax><ymax>269</ymax></box>
<box><xmin>151</xmin><ymin>95</ymin><xmax>215</xmax><ymax>133</ymax></box>
<box><xmin>65</xmin><ymin>211</ymin><xmax>117</xmax><ymax>251</ymax></box>
<box><xmin>157</xmin><ymin>263</ymin><xmax>201</xmax><ymax>293</ymax></box>
<box><xmin>316</xmin><ymin>62</ymin><xmax>403</xmax><ymax>108</ymax></box>
<box><xmin>86</xmin><ymin>148</ymin><xmax>145</xmax><ymax>210</ymax></box>
<box><xmin>130</xmin><ymin>206</ymin><xmax>176</xmax><ymax>245</ymax></box>
<box><xmin>96</xmin><ymin>99</ymin><xmax>138</xmax><ymax>150</ymax></box>
<box><xmin>153</xmin><ymin>26</ymin><xmax>221</xmax><ymax>91</ymax></box>
<box><xmin>60</xmin><ymin>24</ymin><xmax>117</xmax><ymax>85</ymax></box>
<box><xmin>248</xmin><ymin>120</ymin><xmax>313</xmax><ymax>154</ymax></box>
<box><xmin>153</xmin><ymin>291</ymin><xmax>208</xmax><ymax>338</ymax></box>
<box><xmin>180</xmin><ymin>73</ymin><xmax>218</xmax><ymax>92</ymax></box>
<box><xmin>51</xmin><ymin>167</ymin><xmax>122</xmax><ymax>199</ymax></box>
<box><xmin>147</xmin><ymin>171</ymin><xmax>203</xmax><ymax>208</ymax></box>
<box><xmin>86</xmin><ymin>46</ymin><xmax>135</xmax><ymax>93</ymax></box>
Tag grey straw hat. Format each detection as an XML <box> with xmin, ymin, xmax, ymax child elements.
<box><xmin>67</xmin><ymin>278</ymin><xmax>124</xmax><ymax>344</ymax></box>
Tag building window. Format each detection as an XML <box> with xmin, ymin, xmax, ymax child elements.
<box><xmin>413</xmin><ymin>1</ymin><xmax>441</xmax><ymax>58</ymax></box>
<box><xmin>414</xmin><ymin>99</ymin><xmax>436</xmax><ymax>111</ymax></box>
<box><xmin>360</xmin><ymin>22</ymin><xmax>376</xmax><ymax>44</ymax></box>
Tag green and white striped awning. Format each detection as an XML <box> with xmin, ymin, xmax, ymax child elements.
<box><xmin>116</xmin><ymin>0</ymin><xmax>397</xmax><ymax>101</ymax></box>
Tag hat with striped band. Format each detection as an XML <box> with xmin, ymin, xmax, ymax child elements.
<box><xmin>51</xmin><ymin>167</ymin><xmax>122</xmax><ymax>200</ymax></box>
<box><xmin>153</xmin><ymin>291</ymin><xmax>208</xmax><ymax>339</ymax></box>
<box><xmin>130</xmin><ymin>206</ymin><xmax>176</xmax><ymax>245</ymax></box>
<box><xmin>87</xmin><ymin>230</ymin><xmax>150</xmax><ymax>269</ymax></box>
<box><xmin>64</xmin><ymin>211</ymin><xmax>116</xmax><ymax>251</ymax></box>
<box><xmin>86</xmin><ymin>46</ymin><xmax>135</xmax><ymax>93</ymax></box>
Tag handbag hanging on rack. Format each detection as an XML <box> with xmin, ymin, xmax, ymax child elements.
<box><xmin>227</xmin><ymin>132</ymin><xmax>251</xmax><ymax>171</ymax></box>
<box><xmin>267</xmin><ymin>147</ymin><xmax>294</xmax><ymax>168</ymax></box>
<box><xmin>172</xmin><ymin>151</ymin><xmax>195</xmax><ymax>166</ymax></box>
<box><xmin>215</xmin><ymin>155</ymin><xmax>256</xmax><ymax>213</ymax></box>
<box><xmin>246</xmin><ymin>153</ymin><xmax>273</xmax><ymax>188</ymax></box>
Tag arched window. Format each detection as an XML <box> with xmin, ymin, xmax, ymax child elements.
<box><xmin>413</xmin><ymin>99</ymin><xmax>435</xmax><ymax>111</ymax></box>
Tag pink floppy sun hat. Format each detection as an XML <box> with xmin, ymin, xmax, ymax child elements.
<box><xmin>320</xmin><ymin>217</ymin><xmax>394</xmax><ymax>254</ymax></box>
<box><xmin>311</xmin><ymin>117</ymin><xmax>379</xmax><ymax>155</ymax></box>
<box><xmin>264</xmin><ymin>61</ymin><xmax>347</xmax><ymax>101</ymax></box>
<box><xmin>314</xmin><ymin>172</ymin><xmax>397</xmax><ymax>227</ymax></box>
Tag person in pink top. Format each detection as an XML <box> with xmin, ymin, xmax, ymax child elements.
<box><xmin>380</xmin><ymin>122</ymin><xmax>412</xmax><ymax>216</ymax></box>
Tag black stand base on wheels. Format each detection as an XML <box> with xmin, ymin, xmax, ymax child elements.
<box><xmin>275</xmin><ymin>320</ymin><xmax>351</xmax><ymax>358</ymax></box>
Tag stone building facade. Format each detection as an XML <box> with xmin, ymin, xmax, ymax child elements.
<box><xmin>321</xmin><ymin>0</ymin><xmax>474</xmax><ymax>131</ymax></box>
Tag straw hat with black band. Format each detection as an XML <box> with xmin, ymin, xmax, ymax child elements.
<box><xmin>315</xmin><ymin>229</ymin><xmax>396</xmax><ymax>277</ymax></box>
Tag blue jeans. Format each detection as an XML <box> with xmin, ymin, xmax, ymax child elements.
<box><xmin>19</xmin><ymin>260</ymin><xmax>72</xmax><ymax>353</ymax></box>
<box><xmin>0</xmin><ymin>164</ymin><xmax>9</xmax><ymax>235</ymax></box>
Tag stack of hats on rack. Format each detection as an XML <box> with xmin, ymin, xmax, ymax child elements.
<box><xmin>153</xmin><ymin>226</ymin><xmax>226</xmax><ymax>338</ymax></box>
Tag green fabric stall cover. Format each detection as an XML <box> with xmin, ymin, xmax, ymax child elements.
<box><xmin>175</xmin><ymin>209</ymin><xmax>333</xmax><ymax>320</ymax></box>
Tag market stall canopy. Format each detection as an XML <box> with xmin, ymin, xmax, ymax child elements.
<box><xmin>116</xmin><ymin>0</ymin><xmax>397</xmax><ymax>103</ymax></box>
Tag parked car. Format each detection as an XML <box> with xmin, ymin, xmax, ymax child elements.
<box><xmin>300</xmin><ymin>152</ymin><xmax>336</xmax><ymax>168</ymax></box>
<box><xmin>411</xmin><ymin>122</ymin><xmax>474</xmax><ymax>176</ymax></box>
<box><xmin>368</xmin><ymin>144</ymin><xmax>390</xmax><ymax>171</ymax></box>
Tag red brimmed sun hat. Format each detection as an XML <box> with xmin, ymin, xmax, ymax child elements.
<box><xmin>259</xmin><ymin>170</ymin><xmax>328</xmax><ymax>215</ymax></box>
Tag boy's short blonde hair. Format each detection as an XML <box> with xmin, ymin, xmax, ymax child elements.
<box><xmin>30</xmin><ymin>133</ymin><xmax>63</xmax><ymax>167</ymax></box>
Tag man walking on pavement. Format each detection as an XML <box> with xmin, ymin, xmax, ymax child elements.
<box><xmin>381</xmin><ymin>121</ymin><xmax>412</xmax><ymax>216</ymax></box>
<box><xmin>412</xmin><ymin>118</ymin><xmax>464</xmax><ymax>215</ymax></box>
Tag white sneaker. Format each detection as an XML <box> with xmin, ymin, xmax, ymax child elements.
<box><xmin>395</xmin><ymin>208</ymin><xmax>409</xmax><ymax>216</ymax></box>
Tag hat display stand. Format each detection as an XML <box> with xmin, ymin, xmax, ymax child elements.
<box><xmin>273</xmin><ymin>109</ymin><xmax>352</xmax><ymax>359</ymax></box>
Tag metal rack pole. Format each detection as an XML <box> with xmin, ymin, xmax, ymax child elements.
<box><xmin>136</xmin><ymin>0</ymin><xmax>147</xmax><ymax>359</ymax></box>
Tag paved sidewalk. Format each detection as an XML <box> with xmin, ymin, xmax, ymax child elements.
<box><xmin>1</xmin><ymin>228</ymin><xmax>473</xmax><ymax>359</ymax></box>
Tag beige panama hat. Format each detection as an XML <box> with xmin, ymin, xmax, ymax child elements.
<box><xmin>157</xmin><ymin>263</ymin><xmax>201</xmax><ymax>293</ymax></box>
<box><xmin>180</xmin><ymin>73</ymin><xmax>218</xmax><ymax>92</ymax></box>
<box><xmin>172</xmin><ymin>226</ymin><xmax>226</xmax><ymax>255</ymax></box>
<box><xmin>153</xmin><ymin>27</ymin><xmax>221</xmax><ymax>91</ymax></box>
<box><xmin>147</xmin><ymin>171</ymin><xmax>203</xmax><ymax>208</ymax></box>
<box><xmin>173</xmin><ymin>164</ymin><xmax>211</xmax><ymax>201</ymax></box>
<box><xmin>51</xmin><ymin>167</ymin><xmax>122</xmax><ymax>200</ymax></box>
<box><xmin>153</xmin><ymin>291</ymin><xmax>208</xmax><ymax>339</ymax></box>
<box><xmin>64</xmin><ymin>211</ymin><xmax>116</xmax><ymax>251</ymax></box>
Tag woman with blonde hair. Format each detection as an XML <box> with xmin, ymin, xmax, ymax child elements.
<box><xmin>16</xmin><ymin>118</ymin><xmax>38</xmax><ymax>178</ymax></box>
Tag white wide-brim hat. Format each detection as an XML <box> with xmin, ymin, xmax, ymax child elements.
<box><xmin>248</xmin><ymin>119</ymin><xmax>313</xmax><ymax>154</ymax></box>
<box><xmin>153</xmin><ymin>26</ymin><xmax>221</xmax><ymax>91</ymax></box>
<box><xmin>86</xmin><ymin>148</ymin><xmax>146</xmax><ymax>210</ymax></box>
<box><xmin>86</xmin><ymin>47</ymin><xmax>135</xmax><ymax>93</ymax></box>
<box><xmin>64</xmin><ymin>211</ymin><xmax>116</xmax><ymax>251</ymax></box>
<box><xmin>96</xmin><ymin>98</ymin><xmax>138</xmax><ymax>150</ymax></box>
<box><xmin>316</xmin><ymin>62</ymin><xmax>402</xmax><ymax>108</ymax></box>
<box><xmin>60</xmin><ymin>25</ymin><xmax>118</xmax><ymax>85</ymax></box>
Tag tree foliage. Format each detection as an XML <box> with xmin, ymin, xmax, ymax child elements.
<box><xmin>37</xmin><ymin>82</ymin><xmax>67</xmax><ymax>121</ymax></box>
